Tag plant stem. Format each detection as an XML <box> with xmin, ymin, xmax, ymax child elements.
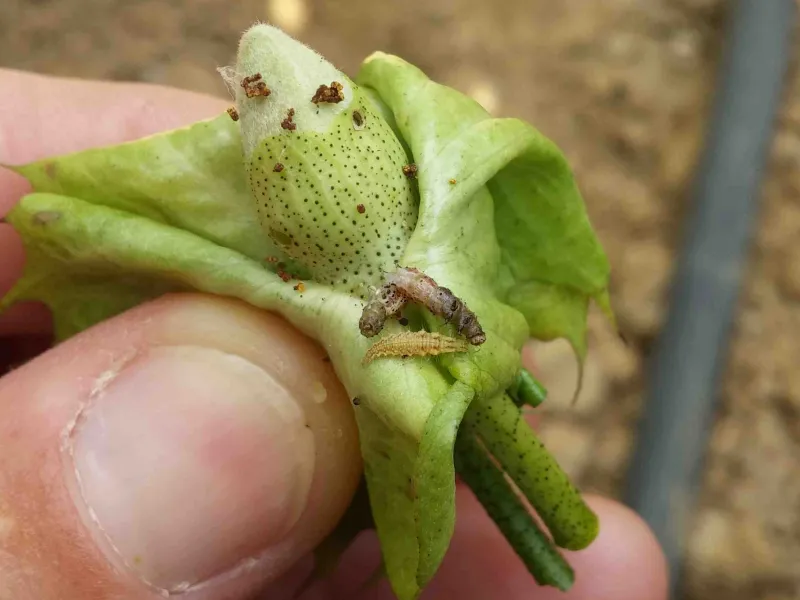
<box><xmin>464</xmin><ymin>394</ymin><xmax>598</xmax><ymax>550</ymax></box>
<box><xmin>454</xmin><ymin>427</ymin><xmax>574</xmax><ymax>591</ymax></box>
<box><xmin>508</xmin><ymin>368</ymin><xmax>547</xmax><ymax>408</ymax></box>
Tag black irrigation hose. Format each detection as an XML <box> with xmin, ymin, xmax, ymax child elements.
<box><xmin>622</xmin><ymin>1</ymin><xmax>795</xmax><ymax>597</ymax></box>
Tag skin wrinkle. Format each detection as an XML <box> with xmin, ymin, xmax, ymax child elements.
<box><xmin>59</xmin><ymin>351</ymin><xmax>159</xmax><ymax>594</ymax></box>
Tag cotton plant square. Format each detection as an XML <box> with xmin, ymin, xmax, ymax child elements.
<box><xmin>1</xmin><ymin>25</ymin><xmax>614</xmax><ymax>600</ymax></box>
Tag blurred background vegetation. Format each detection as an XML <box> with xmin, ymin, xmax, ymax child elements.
<box><xmin>2</xmin><ymin>0</ymin><xmax>799</xmax><ymax>598</ymax></box>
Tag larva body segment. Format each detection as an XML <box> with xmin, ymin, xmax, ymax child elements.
<box><xmin>358</xmin><ymin>283</ymin><xmax>408</xmax><ymax>337</ymax></box>
<box><xmin>362</xmin><ymin>331</ymin><xmax>470</xmax><ymax>365</ymax></box>
<box><xmin>359</xmin><ymin>296</ymin><xmax>388</xmax><ymax>338</ymax></box>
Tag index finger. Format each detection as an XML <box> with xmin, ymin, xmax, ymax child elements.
<box><xmin>0</xmin><ymin>69</ymin><xmax>229</xmax><ymax>335</ymax></box>
<box><xmin>0</xmin><ymin>68</ymin><xmax>229</xmax><ymax>215</ymax></box>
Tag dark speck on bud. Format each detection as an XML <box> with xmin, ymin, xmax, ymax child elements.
<box><xmin>352</xmin><ymin>109</ymin><xmax>365</xmax><ymax>130</ymax></box>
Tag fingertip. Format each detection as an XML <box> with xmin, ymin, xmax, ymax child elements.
<box><xmin>0</xmin><ymin>68</ymin><xmax>229</xmax><ymax>216</ymax></box>
<box><xmin>0</xmin><ymin>69</ymin><xmax>228</xmax><ymax>164</ymax></box>
<box><xmin>408</xmin><ymin>487</ymin><xmax>667</xmax><ymax>600</ymax></box>
<box><xmin>550</xmin><ymin>495</ymin><xmax>669</xmax><ymax>600</ymax></box>
<box><xmin>0</xmin><ymin>167</ymin><xmax>31</xmax><ymax>217</ymax></box>
<box><xmin>0</xmin><ymin>223</ymin><xmax>24</xmax><ymax>292</ymax></box>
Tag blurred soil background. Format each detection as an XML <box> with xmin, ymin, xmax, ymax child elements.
<box><xmin>1</xmin><ymin>0</ymin><xmax>799</xmax><ymax>597</ymax></box>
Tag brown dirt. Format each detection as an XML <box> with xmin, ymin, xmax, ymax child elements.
<box><xmin>1</xmin><ymin>0</ymin><xmax>798</xmax><ymax>598</ymax></box>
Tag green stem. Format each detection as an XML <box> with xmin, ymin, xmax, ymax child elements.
<box><xmin>508</xmin><ymin>368</ymin><xmax>547</xmax><ymax>408</ymax></box>
<box><xmin>464</xmin><ymin>394</ymin><xmax>598</xmax><ymax>550</ymax></box>
<box><xmin>454</xmin><ymin>427</ymin><xmax>574</xmax><ymax>591</ymax></box>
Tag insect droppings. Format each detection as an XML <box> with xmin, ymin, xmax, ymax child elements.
<box><xmin>227</xmin><ymin>106</ymin><xmax>240</xmax><ymax>121</ymax></box>
<box><xmin>402</xmin><ymin>163</ymin><xmax>418</xmax><ymax>179</ymax></box>
<box><xmin>273</xmin><ymin>162</ymin><xmax>285</xmax><ymax>173</ymax></box>
<box><xmin>311</xmin><ymin>81</ymin><xmax>345</xmax><ymax>104</ymax></box>
<box><xmin>241</xmin><ymin>73</ymin><xmax>271</xmax><ymax>98</ymax></box>
<box><xmin>362</xmin><ymin>331</ymin><xmax>470</xmax><ymax>365</ymax></box>
<box><xmin>281</xmin><ymin>108</ymin><xmax>297</xmax><ymax>131</ymax></box>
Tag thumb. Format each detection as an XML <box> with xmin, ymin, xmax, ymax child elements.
<box><xmin>0</xmin><ymin>293</ymin><xmax>361</xmax><ymax>600</ymax></box>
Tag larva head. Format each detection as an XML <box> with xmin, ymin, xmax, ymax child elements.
<box><xmin>232</xmin><ymin>24</ymin><xmax>418</xmax><ymax>298</ymax></box>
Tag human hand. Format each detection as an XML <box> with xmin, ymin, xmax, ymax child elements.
<box><xmin>0</xmin><ymin>70</ymin><xmax>668</xmax><ymax>600</ymax></box>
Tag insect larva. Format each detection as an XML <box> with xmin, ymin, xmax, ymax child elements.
<box><xmin>386</xmin><ymin>268</ymin><xmax>486</xmax><ymax>345</ymax></box>
<box><xmin>362</xmin><ymin>331</ymin><xmax>470</xmax><ymax>365</ymax></box>
<box><xmin>358</xmin><ymin>268</ymin><xmax>486</xmax><ymax>345</ymax></box>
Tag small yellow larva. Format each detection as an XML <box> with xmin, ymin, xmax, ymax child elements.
<box><xmin>362</xmin><ymin>331</ymin><xmax>470</xmax><ymax>365</ymax></box>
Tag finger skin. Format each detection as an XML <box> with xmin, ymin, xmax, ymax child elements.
<box><xmin>0</xmin><ymin>69</ymin><xmax>228</xmax><ymax>335</ymax></box>
<box><xmin>327</xmin><ymin>488</ymin><xmax>668</xmax><ymax>600</ymax></box>
<box><xmin>0</xmin><ymin>293</ymin><xmax>362</xmax><ymax>600</ymax></box>
<box><xmin>430</xmin><ymin>490</ymin><xmax>668</xmax><ymax>600</ymax></box>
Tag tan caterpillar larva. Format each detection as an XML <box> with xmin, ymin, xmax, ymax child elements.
<box><xmin>362</xmin><ymin>331</ymin><xmax>470</xmax><ymax>365</ymax></box>
<box><xmin>358</xmin><ymin>267</ymin><xmax>486</xmax><ymax>345</ymax></box>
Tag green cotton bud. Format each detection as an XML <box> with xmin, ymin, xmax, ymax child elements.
<box><xmin>231</xmin><ymin>24</ymin><xmax>418</xmax><ymax>298</ymax></box>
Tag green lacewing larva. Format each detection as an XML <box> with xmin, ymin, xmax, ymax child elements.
<box><xmin>362</xmin><ymin>331</ymin><xmax>470</xmax><ymax>365</ymax></box>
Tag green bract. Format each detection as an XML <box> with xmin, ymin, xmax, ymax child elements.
<box><xmin>1</xmin><ymin>25</ymin><xmax>614</xmax><ymax>600</ymax></box>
